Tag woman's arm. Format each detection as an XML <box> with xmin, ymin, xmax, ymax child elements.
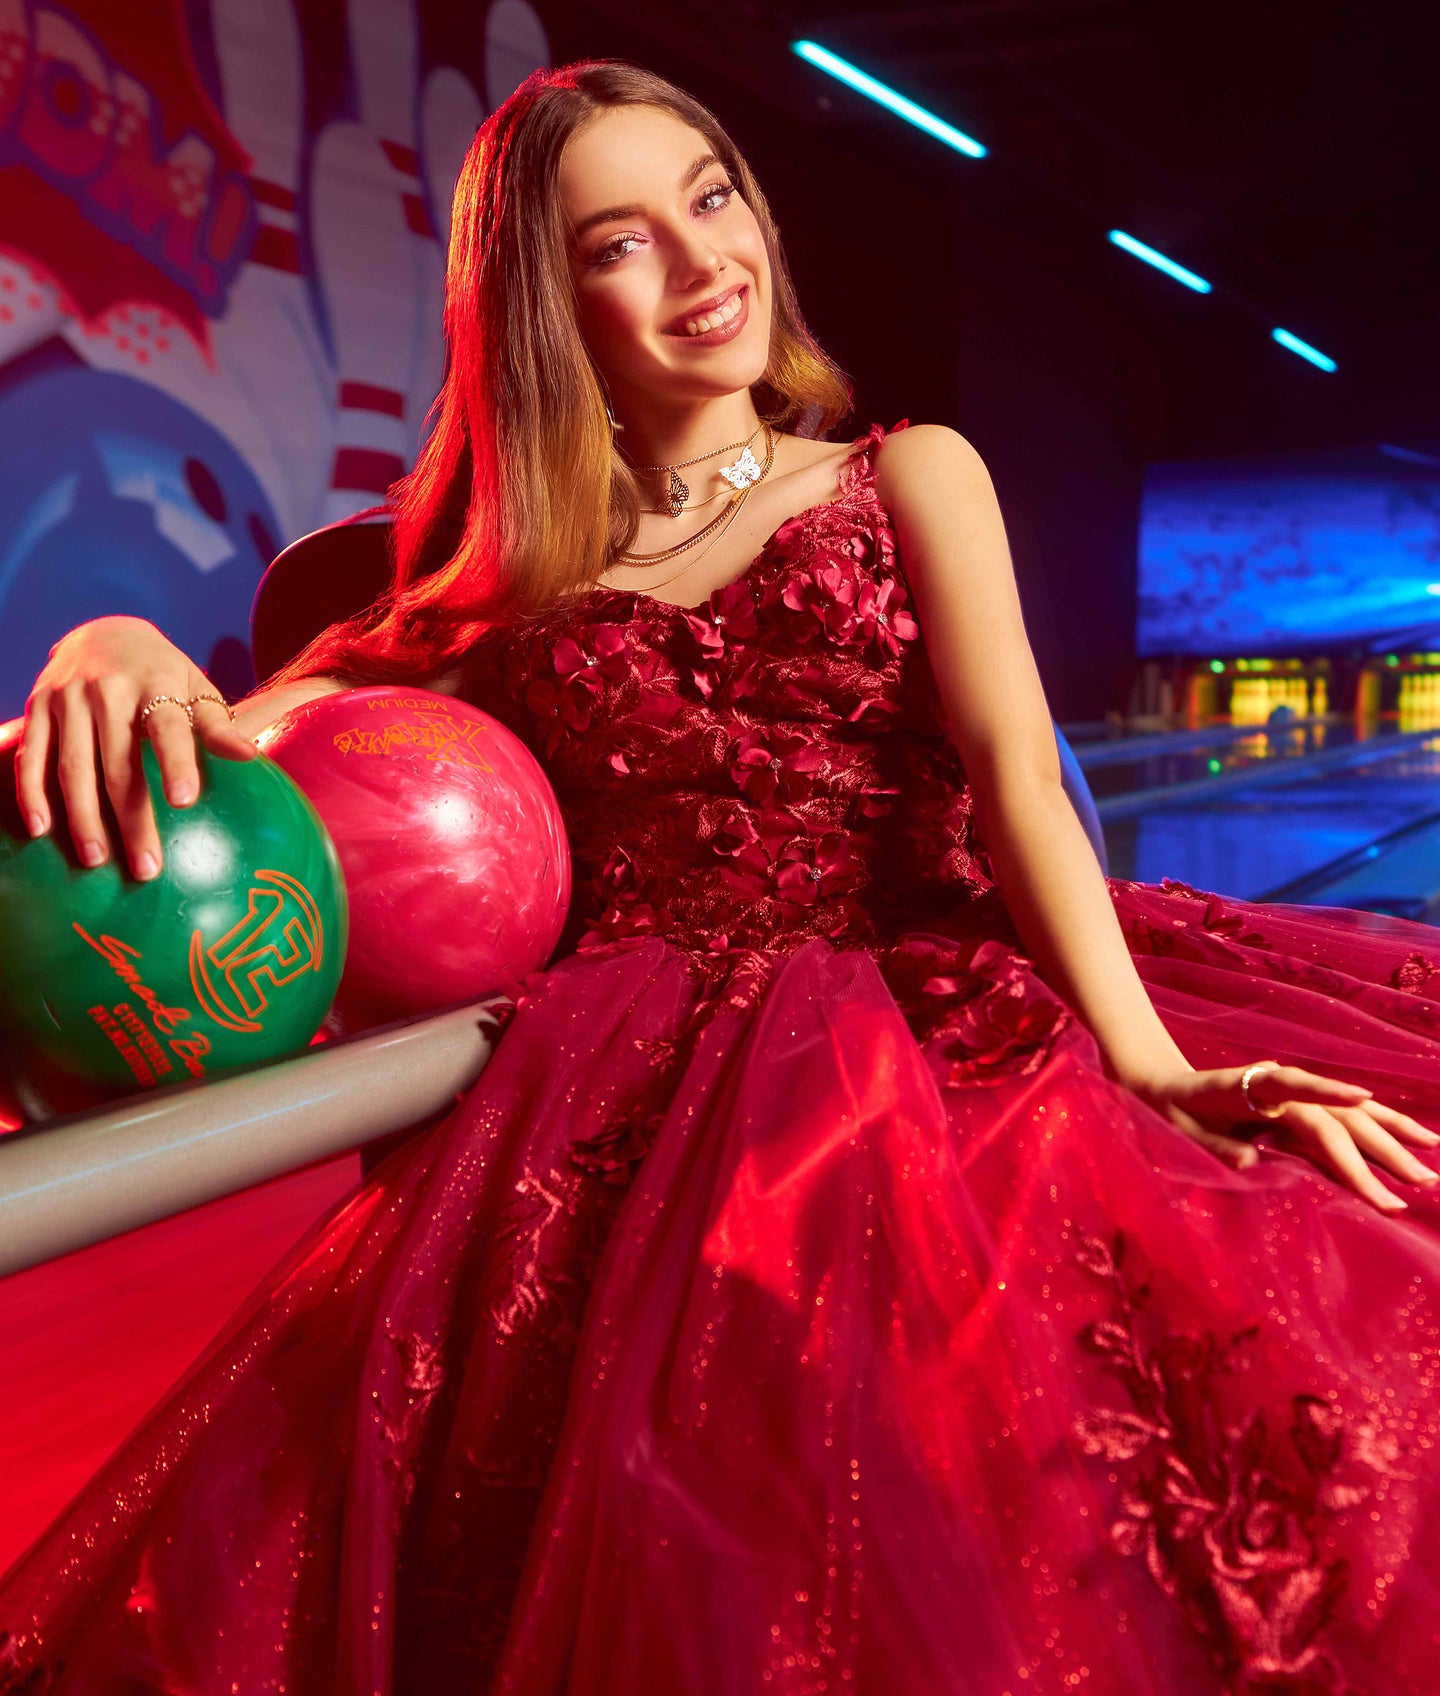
<box><xmin>874</xmin><ymin>425</ymin><xmax>1440</xmax><ymax>1211</ymax></box>
<box><xmin>873</xmin><ymin>425</ymin><xmax>1194</xmax><ymax>1091</ymax></box>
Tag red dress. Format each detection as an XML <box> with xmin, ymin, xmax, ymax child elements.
<box><xmin>5</xmin><ymin>420</ymin><xmax>1440</xmax><ymax>1695</ymax></box>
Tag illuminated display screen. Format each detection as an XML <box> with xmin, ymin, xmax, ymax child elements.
<box><xmin>1137</xmin><ymin>444</ymin><xmax>1440</xmax><ymax>656</ymax></box>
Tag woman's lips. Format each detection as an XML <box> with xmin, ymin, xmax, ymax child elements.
<box><xmin>662</xmin><ymin>284</ymin><xmax>749</xmax><ymax>347</ymax></box>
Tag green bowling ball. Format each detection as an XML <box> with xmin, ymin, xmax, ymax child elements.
<box><xmin>0</xmin><ymin>724</ymin><xmax>347</xmax><ymax>1112</ymax></box>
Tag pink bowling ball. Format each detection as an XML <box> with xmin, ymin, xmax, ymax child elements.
<box><xmin>259</xmin><ymin>687</ymin><xmax>570</xmax><ymax>1028</ymax></box>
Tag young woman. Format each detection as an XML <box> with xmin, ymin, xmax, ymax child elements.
<box><xmin>5</xmin><ymin>58</ymin><xmax>1440</xmax><ymax>1696</ymax></box>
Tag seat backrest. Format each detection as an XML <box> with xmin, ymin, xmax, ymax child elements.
<box><xmin>1054</xmin><ymin>723</ymin><xmax>1109</xmax><ymax>875</ymax></box>
<box><xmin>249</xmin><ymin>507</ymin><xmax>394</xmax><ymax>685</ymax></box>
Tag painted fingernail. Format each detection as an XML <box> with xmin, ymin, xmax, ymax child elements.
<box><xmin>26</xmin><ymin>810</ymin><xmax>47</xmax><ymax>836</ymax></box>
<box><xmin>135</xmin><ymin>850</ymin><xmax>159</xmax><ymax>880</ymax></box>
<box><xmin>80</xmin><ymin>840</ymin><xmax>105</xmax><ymax>867</ymax></box>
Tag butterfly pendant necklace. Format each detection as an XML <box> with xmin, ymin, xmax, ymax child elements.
<box><xmin>635</xmin><ymin>421</ymin><xmax>767</xmax><ymax>519</ymax></box>
<box><xmin>615</xmin><ymin>421</ymin><xmax>774</xmax><ymax>567</ymax></box>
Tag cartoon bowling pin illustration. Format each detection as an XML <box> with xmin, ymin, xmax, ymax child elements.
<box><xmin>413</xmin><ymin>65</ymin><xmax>484</xmax><ymax>442</ymax></box>
<box><xmin>420</xmin><ymin>66</ymin><xmax>485</xmax><ymax>252</ymax></box>
<box><xmin>485</xmin><ymin>0</ymin><xmax>551</xmax><ymax>111</ymax></box>
<box><xmin>207</xmin><ymin>0</ymin><xmax>337</xmax><ymax>540</ymax></box>
<box><xmin>312</xmin><ymin>0</ymin><xmax>423</xmax><ymax>519</ymax></box>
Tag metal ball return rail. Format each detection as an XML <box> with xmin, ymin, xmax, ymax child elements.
<box><xmin>0</xmin><ymin>996</ymin><xmax>510</xmax><ymax>1278</ymax></box>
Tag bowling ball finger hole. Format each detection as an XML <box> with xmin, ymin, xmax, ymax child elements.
<box><xmin>247</xmin><ymin>512</ymin><xmax>279</xmax><ymax>568</ymax></box>
<box><xmin>183</xmin><ymin>457</ymin><xmax>227</xmax><ymax>524</ymax></box>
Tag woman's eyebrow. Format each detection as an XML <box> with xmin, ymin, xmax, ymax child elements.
<box><xmin>571</xmin><ymin>151</ymin><xmax>722</xmax><ymax>240</ymax></box>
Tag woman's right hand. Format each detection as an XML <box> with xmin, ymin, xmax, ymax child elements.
<box><xmin>1130</xmin><ymin>1062</ymin><xmax>1440</xmax><ymax>1213</ymax></box>
<box><xmin>14</xmin><ymin>615</ymin><xmax>259</xmax><ymax>881</ymax></box>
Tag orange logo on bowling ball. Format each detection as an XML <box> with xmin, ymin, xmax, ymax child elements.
<box><xmin>188</xmin><ymin>869</ymin><xmax>327</xmax><ymax>1034</ymax></box>
<box><xmin>331</xmin><ymin>709</ymin><xmax>495</xmax><ymax>770</ymax></box>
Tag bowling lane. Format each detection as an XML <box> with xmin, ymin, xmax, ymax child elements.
<box><xmin>1074</xmin><ymin>716</ymin><xmax>1339</xmax><ymax>803</ymax></box>
<box><xmin>1095</xmin><ymin>726</ymin><xmax>1440</xmax><ymax>906</ymax></box>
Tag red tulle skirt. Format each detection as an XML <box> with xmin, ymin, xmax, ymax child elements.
<box><xmin>3</xmin><ymin>878</ymin><xmax>1440</xmax><ymax>1695</ymax></box>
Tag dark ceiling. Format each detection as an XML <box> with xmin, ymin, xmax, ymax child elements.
<box><xmin>572</xmin><ymin>0</ymin><xmax>1438</xmax><ymax>363</ymax></box>
<box><xmin>554</xmin><ymin>0</ymin><xmax>1436</xmax><ymax>715</ymax></box>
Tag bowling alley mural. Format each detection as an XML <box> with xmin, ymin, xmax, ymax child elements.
<box><xmin>0</xmin><ymin>0</ymin><xmax>552</xmax><ymax>721</ymax></box>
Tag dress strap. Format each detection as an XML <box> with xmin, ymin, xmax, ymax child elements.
<box><xmin>836</xmin><ymin>418</ymin><xmax>911</xmax><ymax>501</ymax></box>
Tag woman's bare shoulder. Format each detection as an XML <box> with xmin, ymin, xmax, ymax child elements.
<box><xmin>427</xmin><ymin>666</ymin><xmax>464</xmax><ymax>696</ymax></box>
<box><xmin>233</xmin><ymin>672</ymin><xmax>349</xmax><ymax>739</ymax></box>
<box><xmin>872</xmin><ymin>423</ymin><xmax>994</xmax><ymax>524</ymax></box>
<box><xmin>237</xmin><ymin>666</ymin><xmax>466</xmax><ymax>742</ymax></box>
<box><xmin>873</xmin><ymin>421</ymin><xmax>988</xmax><ymax>483</ymax></box>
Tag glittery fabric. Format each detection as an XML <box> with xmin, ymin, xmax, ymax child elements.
<box><xmin>4</xmin><ymin>421</ymin><xmax>1440</xmax><ymax>1694</ymax></box>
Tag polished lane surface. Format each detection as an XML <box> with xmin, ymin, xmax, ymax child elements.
<box><xmin>1067</xmin><ymin>716</ymin><xmax>1440</xmax><ymax>917</ymax></box>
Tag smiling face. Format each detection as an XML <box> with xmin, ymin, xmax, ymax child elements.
<box><xmin>559</xmin><ymin>104</ymin><xmax>772</xmax><ymax>419</ymax></box>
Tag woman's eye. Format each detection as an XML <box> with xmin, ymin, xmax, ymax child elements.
<box><xmin>589</xmin><ymin>182</ymin><xmax>736</xmax><ymax>267</ymax></box>
<box><xmin>592</xmin><ymin>234</ymin><xmax>641</xmax><ymax>266</ymax></box>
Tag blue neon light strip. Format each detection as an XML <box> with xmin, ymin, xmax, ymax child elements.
<box><xmin>790</xmin><ymin>40</ymin><xmax>987</xmax><ymax>159</ymax></box>
<box><xmin>793</xmin><ymin>40</ymin><xmax>1338</xmax><ymax>372</ymax></box>
<box><xmin>1271</xmin><ymin>327</ymin><xmax>1337</xmax><ymax>373</ymax></box>
<box><xmin>1107</xmin><ymin>229</ymin><xmax>1212</xmax><ymax>293</ymax></box>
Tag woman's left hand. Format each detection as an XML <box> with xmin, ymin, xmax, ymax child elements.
<box><xmin>1128</xmin><ymin>1063</ymin><xmax>1440</xmax><ymax>1214</ymax></box>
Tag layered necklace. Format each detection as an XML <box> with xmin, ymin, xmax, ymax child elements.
<box><xmin>609</xmin><ymin>419</ymin><xmax>777</xmax><ymax>595</ymax></box>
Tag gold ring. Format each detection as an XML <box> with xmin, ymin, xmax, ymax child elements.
<box><xmin>1240</xmin><ymin>1060</ymin><xmax>1287</xmax><ymax>1119</ymax></box>
<box><xmin>138</xmin><ymin>693</ymin><xmax>192</xmax><ymax>727</ymax></box>
<box><xmin>187</xmin><ymin>691</ymin><xmax>236</xmax><ymax>721</ymax></box>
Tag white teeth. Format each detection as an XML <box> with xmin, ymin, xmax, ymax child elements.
<box><xmin>680</xmin><ymin>290</ymin><xmax>743</xmax><ymax>336</ymax></box>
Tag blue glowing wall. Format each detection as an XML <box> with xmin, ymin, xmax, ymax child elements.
<box><xmin>1137</xmin><ymin>444</ymin><xmax>1440</xmax><ymax>656</ymax></box>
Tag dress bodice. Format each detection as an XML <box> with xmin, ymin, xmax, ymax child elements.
<box><xmin>461</xmin><ymin>419</ymin><xmax>1002</xmax><ymax>966</ymax></box>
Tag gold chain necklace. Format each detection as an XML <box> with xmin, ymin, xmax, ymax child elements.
<box><xmin>630</xmin><ymin>421</ymin><xmax>765</xmax><ymax>519</ymax></box>
<box><xmin>622</xmin><ymin>472</ymin><xmax>763</xmax><ymax>595</ymax></box>
<box><xmin>613</xmin><ymin>422</ymin><xmax>775</xmax><ymax>567</ymax></box>
<box><xmin>642</xmin><ymin>483</ymin><xmax>735</xmax><ymax>516</ymax></box>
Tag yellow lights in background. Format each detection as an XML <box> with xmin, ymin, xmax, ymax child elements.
<box><xmin>1351</xmin><ymin>654</ymin><xmax>1440</xmax><ymax>732</ymax></box>
<box><xmin>1166</xmin><ymin>657</ymin><xmax>1440</xmax><ymax>734</ymax></box>
<box><xmin>1228</xmin><ymin>671</ymin><xmax>1320</xmax><ymax>725</ymax></box>
<box><xmin>1397</xmin><ymin>666</ymin><xmax>1440</xmax><ymax>733</ymax></box>
<box><xmin>1186</xmin><ymin>659</ymin><xmax>1329</xmax><ymax>728</ymax></box>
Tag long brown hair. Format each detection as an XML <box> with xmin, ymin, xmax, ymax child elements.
<box><xmin>265</xmin><ymin>58</ymin><xmax>854</xmax><ymax>691</ymax></box>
